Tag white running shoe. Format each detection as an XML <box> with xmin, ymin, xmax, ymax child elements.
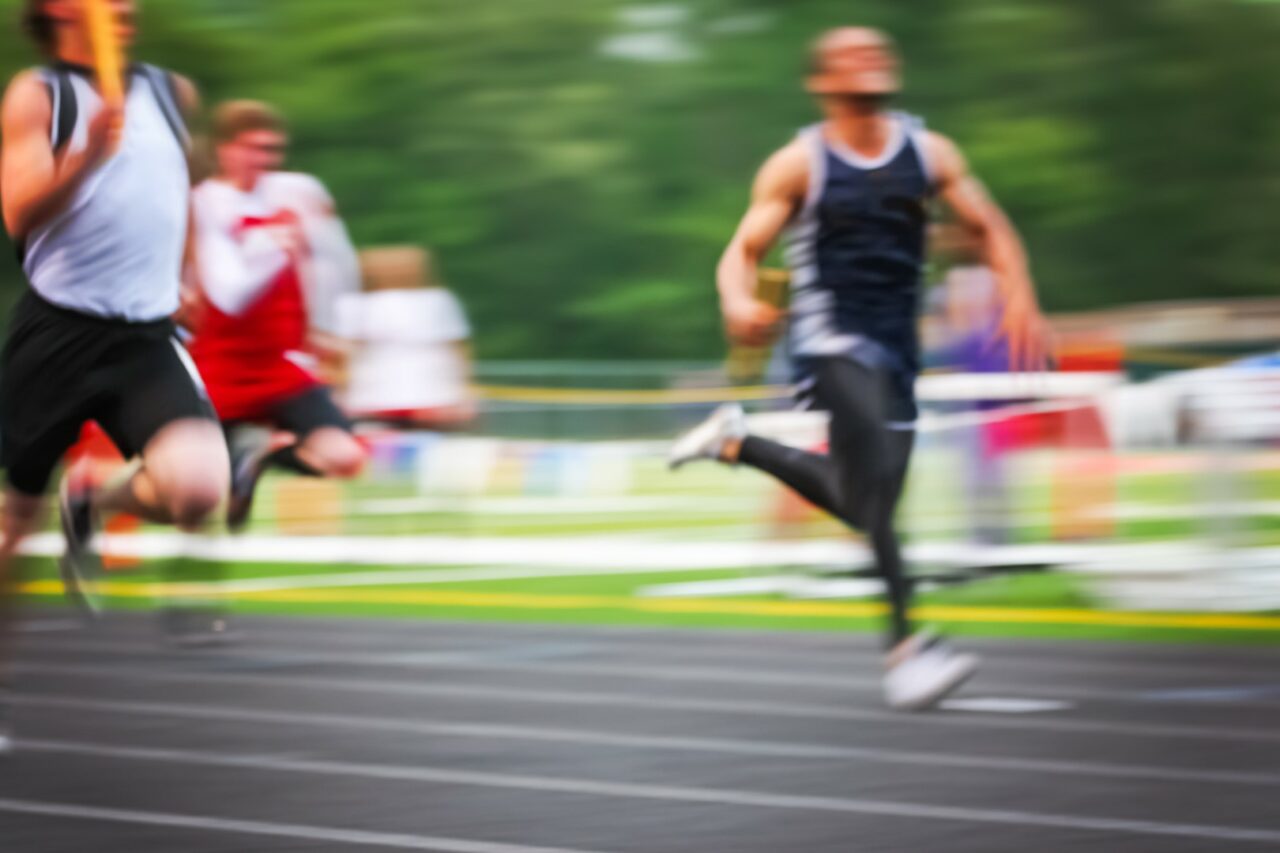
<box><xmin>883</xmin><ymin>633</ymin><xmax>980</xmax><ymax>712</ymax></box>
<box><xmin>668</xmin><ymin>404</ymin><xmax>748</xmax><ymax>470</ymax></box>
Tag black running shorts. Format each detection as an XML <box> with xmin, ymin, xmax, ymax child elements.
<box><xmin>0</xmin><ymin>290</ymin><xmax>217</xmax><ymax>496</ymax></box>
<box><xmin>226</xmin><ymin>385</ymin><xmax>353</xmax><ymax>438</ymax></box>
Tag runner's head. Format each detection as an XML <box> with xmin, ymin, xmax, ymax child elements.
<box><xmin>213</xmin><ymin>101</ymin><xmax>288</xmax><ymax>188</ymax></box>
<box><xmin>806</xmin><ymin>27</ymin><xmax>900</xmax><ymax>101</ymax></box>
<box><xmin>23</xmin><ymin>0</ymin><xmax>137</xmax><ymax>57</ymax></box>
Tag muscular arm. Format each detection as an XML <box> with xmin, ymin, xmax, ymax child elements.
<box><xmin>926</xmin><ymin>131</ymin><xmax>1051</xmax><ymax>369</ymax></box>
<box><xmin>1</xmin><ymin>71</ymin><xmax>117</xmax><ymax>241</ymax></box>
<box><xmin>717</xmin><ymin>140</ymin><xmax>809</xmax><ymax>346</ymax></box>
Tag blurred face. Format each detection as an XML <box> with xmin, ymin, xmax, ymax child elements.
<box><xmin>218</xmin><ymin>129</ymin><xmax>288</xmax><ymax>185</ymax></box>
<box><xmin>807</xmin><ymin>28</ymin><xmax>901</xmax><ymax>98</ymax></box>
<box><xmin>45</xmin><ymin>0</ymin><xmax>138</xmax><ymax>49</ymax></box>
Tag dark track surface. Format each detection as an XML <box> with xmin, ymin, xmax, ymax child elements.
<box><xmin>3</xmin><ymin>613</ymin><xmax>1279</xmax><ymax>852</ymax></box>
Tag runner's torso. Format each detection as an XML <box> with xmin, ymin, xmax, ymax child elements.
<box><xmin>21</xmin><ymin>65</ymin><xmax>190</xmax><ymax>322</ymax></box>
<box><xmin>784</xmin><ymin>114</ymin><xmax>935</xmax><ymax>390</ymax></box>
<box><xmin>187</xmin><ymin>177</ymin><xmax>318</xmax><ymax>420</ymax></box>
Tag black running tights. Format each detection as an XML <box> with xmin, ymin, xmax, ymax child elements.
<box><xmin>739</xmin><ymin>358</ymin><xmax>915</xmax><ymax>646</ymax></box>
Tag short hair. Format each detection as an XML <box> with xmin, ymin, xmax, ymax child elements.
<box><xmin>23</xmin><ymin>0</ymin><xmax>56</xmax><ymax>54</ymax></box>
<box><xmin>808</xmin><ymin>27</ymin><xmax>895</xmax><ymax>76</ymax></box>
<box><xmin>212</xmin><ymin>100</ymin><xmax>287</xmax><ymax>144</ymax></box>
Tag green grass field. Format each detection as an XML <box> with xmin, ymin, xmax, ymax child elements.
<box><xmin>18</xmin><ymin>447</ymin><xmax>1280</xmax><ymax>645</ymax></box>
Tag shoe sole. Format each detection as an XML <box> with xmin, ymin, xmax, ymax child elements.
<box><xmin>886</xmin><ymin>656</ymin><xmax>981</xmax><ymax>712</ymax></box>
<box><xmin>226</xmin><ymin>454</ymin><xmax>266</xmax><ymax>532</ymax></box>
<box><xmin>57</xmin><ymin>481</ymin><xmax>101</xmax><ymax>621</ymax></box>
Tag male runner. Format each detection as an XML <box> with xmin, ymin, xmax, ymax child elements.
<box><xmin>670</xmin><ymin>28</ymin><xmax>1051</xmax><ymax>710</ymax></box>
<box><xmin>0</xmin><ymin>0</ymin><xmax>229</xmax><ymax>750</ymax></box>
<box><xmin>185</xmin><ymin>101</ymin><xmax>365</xmax><ymax>531</ymax></box>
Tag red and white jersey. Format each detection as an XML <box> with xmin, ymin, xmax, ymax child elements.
<box><xmin>266</xmin><ymin>172</ymin><xmax>361</xmax><ymax>336</ymax></box>
<box><xmin>187</xmin><ymin>176</ymin><xmax>320</xmax><ymax>422</ymax></box>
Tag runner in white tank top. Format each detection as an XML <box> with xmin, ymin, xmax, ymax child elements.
<box><xmin>0</xmin><ymin>0</ymin><xmax>232</xmax><ymax>750</ymax></box>
<box><xmin>20</xmin><ymin>61</ymin><xmax>190</xmax><ymax>320</ymax></box>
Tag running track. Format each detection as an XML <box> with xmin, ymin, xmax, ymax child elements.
<box><xmin>3</xmin><ymin>613</ymin><xmax>1279</xmax><ymax>851</ymax></box>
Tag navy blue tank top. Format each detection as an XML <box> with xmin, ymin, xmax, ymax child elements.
<box><xmin>784</xmin><ymin>115</ymin><xmax>935</xmax><ymax>422</ymax></box>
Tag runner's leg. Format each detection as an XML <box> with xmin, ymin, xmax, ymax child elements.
<box><xmin>738</xmin><ymin>357</ymin><xmax>915</xmax><ymax>644</ymax></box>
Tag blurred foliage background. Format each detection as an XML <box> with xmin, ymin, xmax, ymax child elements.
<box><xmin>2</xmin><ymin>0</ymin><xmax>1280</xmax><ymax>358</ymax></box>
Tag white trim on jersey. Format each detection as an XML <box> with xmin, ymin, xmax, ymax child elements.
<box><xmin>45</xmin><ymin>70</ymin><xmax>61</xmax><ymax>147</ymax></box>
<box><xmin>904</xmin><ymin>116</ymin><xmax>937</xmax><ymax>194</ymax></box>
<box><xmin>783</xmin><ymin>125</ymin><xmax>826</xmax><ymax>294</ymax></box>
<box><xmin>822</xmin><ymin>114</ymin><xmax>907</xmax><ymax>171</ymax></box>
<box><xmin>169</xmin><ymin>337</ymin><xmax>211</xmax><ymax>404</ymax></box>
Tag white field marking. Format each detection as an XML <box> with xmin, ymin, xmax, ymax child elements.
<box><xmin>16</xmin><ymin>684</ymin><xmax>1280</xmax><ymax>788</ymax></box>
<box><xmin>167</xmin><ymin>564</ymin><xmax>753</xmax><ymax>597</ymax></box>
<box><xmin>366</xmin><ymin>496</ymin><xmax>1280</xmax><ymax>526</ymax></box>
<box><xmin>18</xmin><ymin>530</ymin><xmax>1263</xmax><ymax>575</ymax></box>
<box><xmin>16</xmin><ymin>530</ymin><xmax>865</xmax><ymax>571</ymax></box>
<box><xmin>353</xmin><ymin>494</ymin><xmax>760</xmax><ymax>517</ymax></box>
<box><xmin>941</xmin><ymin>698</ymin><xmax>1075</xmax><ymax>714</ymax></box>
<box><xmin>14</xmin><ymin>741</ymin><xmax>1280</xmax><ymax>844</ymax></box>
<box><xmin>0</xmin><ymin>798</ymin><xmax>598</xmax><ymax>853</ymax></box>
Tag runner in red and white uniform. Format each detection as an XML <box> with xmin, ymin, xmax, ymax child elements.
<box><xmin>187</xmin><ymin>101</ymin><xmax>365</xmax><ymax>530</ymax></box>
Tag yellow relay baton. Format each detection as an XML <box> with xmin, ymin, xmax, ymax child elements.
<box><xmin>726</xmin><ymin>267</ymin><xmax>790</xmax><ymax>384</ymax></box>
<box><xmin>82</xmin><ymin>0</ymin><xmax>126</xmax><ymax>150</ymax></box>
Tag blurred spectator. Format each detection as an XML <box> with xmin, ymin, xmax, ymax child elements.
<box><xmin>339</xmin><ymin>247</ymin><xmax>477</xmax><ymax>430</ymax></box>
<box><xmin>932</xmin><ymin>223</ymin><xmax>1013</xmax><ymax>544</ymax></box>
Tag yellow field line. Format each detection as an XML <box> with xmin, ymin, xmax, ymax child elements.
<box><xmin>21</xmin><ymin>581</ymin><xmax>1280</xmax><ymax>632</ymax></box>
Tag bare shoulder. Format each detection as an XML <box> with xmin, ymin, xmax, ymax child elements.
<box><xmin>2</xmin><ymin>69</ymin><xmax>52</xmax><ymax>128</ymax></box>
<box><xmin>753</xmin><ymin>137</ymin><xmax>810</xmax><ymax>201</ymax></box>
<box><xmin>921</xmin><ymin>130</ymin><xmax>968</xmax><ymax>182</ymax></box>
<box><xmin>169</xmin><ymin>73</ymin><xmax>201</xmax><ymax>117</ymax></box>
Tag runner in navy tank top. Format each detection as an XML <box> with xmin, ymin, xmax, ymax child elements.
<box><xmin>785</xmin><ymin>110</ymin><xmax>933</xmax><ymax>425</ymax></box>
<box><xmin>670</xmin><ymin>27</ymin><xmax>1051</xmax><ymax>711</ymax></box>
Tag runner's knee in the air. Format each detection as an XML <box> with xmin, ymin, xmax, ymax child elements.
<box><xmin>145</xmin><ymin>419</ymin><xmax>231</xmax><ymax>527</ymax></box>
<box><xmin>0</xmin><ymin>490</ymin><xmax>46</xmax><ymax>566</ymax></box>
<box><xmin>298</xmin><ymin>428</ymin><xmax>366</xmax><ymax>480</ymax></box>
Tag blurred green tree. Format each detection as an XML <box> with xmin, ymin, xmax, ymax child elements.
<box><xmin>1</xmin><ymin>0</ymin><xmax>1278</xmax><ymax>358</ymax></box>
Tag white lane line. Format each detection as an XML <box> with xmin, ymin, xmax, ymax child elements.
<box><xmin>13</xmin><ymin>741</ymin><xmax>1280</xmax><ymax>845</ymax></box>
<box><xmin>24</xmin><ymin>638</ymin><xmax>1280</xmax><ymax>728</ymax></box>
<box><xmin>20</xmin><ymin>661</ymin><xmax>881</xmax><ymax>717</ymax></box>
<box><xmin>941</xmin><ymin>698</ymin><xmax>1075</xmax><ymax>714</ymax></box>
<box><xmin>35</xmin><ymin>624</ymin><xmax>1280</xmax><ymax>687</ymax></box>
<box><xmin>0</xmin><ymin>797</ymin><xmax>601</xmax><ymax>853</ymax></box>
<box><xmin>36</xmin><ymin>634</ymin><xmax>1280</xmax><ymax>712</ymax></box>
<box><xmin>17</xmin><ymin>694</ymin><xmax>1280</xmax><ymax>786</ymax></box>
<box><xmin>27</xmin><ymin>636</ymin><xmax>895</xmax><ymax>690</ymax></box>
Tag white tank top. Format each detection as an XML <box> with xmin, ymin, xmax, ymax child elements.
<box><xmin>21</xmin><ymin>67</ymin><xmax>190</xmax><ymax>322</ymax></box>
